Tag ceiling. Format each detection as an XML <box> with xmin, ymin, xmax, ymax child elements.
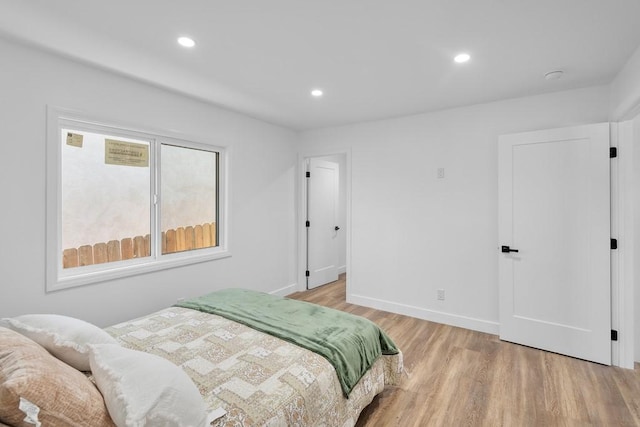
<box><xmin>2</xmin><ymin>0</ymin><xmax>640</xmax><ymax>130</ymax></box>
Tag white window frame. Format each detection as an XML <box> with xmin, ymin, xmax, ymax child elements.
<box><xmin>46</xmin><ymin>106</ymin><xmax>230</xmax><ymax>291</ymax></box>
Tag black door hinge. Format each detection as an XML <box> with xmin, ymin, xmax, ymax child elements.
<box><xmin>611</xmin><ymin>330</ymin><xmax>618</xmax><ymax>341</ymax></box>
<box><xmin>306</xmin><ymin>171</ymin><xmax>311</xmax><ymax>178</ymax></box>
<box><xmin>610</xmin><ymin>147</ymin><xmax>617</xmax><ymax>158</ymax></box>
<box><xmin>305</xmin><ymin>270</ymin><xmax>310</xmax><ymax>277</ymax></box>
<box><xmin>305</xmin><ymin>220</ymin><xmax>310</xmax><ymax>227</ymax></box>
<box><xmin>611</xmin><ymin>239</ymin><xmax>618</xmax><ymax>250</ymax></box>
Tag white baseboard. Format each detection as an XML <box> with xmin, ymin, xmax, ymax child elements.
<box><xmin>338</xmin><ymin>265</ymin><xmax>347</xmax><ymax>275</ymax></box>
<box><xmin>270</xmin><ymin>283</ymin><xmax>298</xmax><ymax>297</ymax></box>
<box><xmin>347</xmin><ymin>293</ymin><xmax>500</xmax><ymax>335</ymax></box>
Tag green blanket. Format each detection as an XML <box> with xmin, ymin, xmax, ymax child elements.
<box><xmin>175</xmin><ymin>288</ymin><xmax>398</xmax><ymax>397</ymax></box>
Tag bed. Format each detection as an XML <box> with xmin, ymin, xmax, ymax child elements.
<box><xmin>0</xmin><ymin>289</ymin><xmax>402</xmax><ymax>427</ymax></box>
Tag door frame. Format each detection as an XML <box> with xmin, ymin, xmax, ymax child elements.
<box><xmin>297</xmin><ymin>148</ymin><xmax>351</xmax><ymax>293</ymax></box>
<box><xmin>611</xmin><ymin>97</ymin><xmax>640</xmax><ymax>369</ymax></box>
<box><xmin>614</xmin><ymin>119</ymin><xmax>636</xmax><ymax>369</ymax></box>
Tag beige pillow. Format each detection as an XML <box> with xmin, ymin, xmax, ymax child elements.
<box><xmin>0</xmin><ymin>327</ymin><xmax>114</xmax><ymax>427</ymax></box>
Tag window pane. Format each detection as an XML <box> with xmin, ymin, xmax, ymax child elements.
<box><xmin>161</xmin><ymin>144</ymin><xmax>218</xmax><ymax>254</ymax></box>
<box><xmin>61</xmin><ymin>129</ymin><xmax>151</xmax><ymax>268</ymax></box>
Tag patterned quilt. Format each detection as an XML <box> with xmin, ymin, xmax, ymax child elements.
<box><xmin>105</xmin><ymin>307</ymin><xmax>403</xmax><ymax>427</ymax></box>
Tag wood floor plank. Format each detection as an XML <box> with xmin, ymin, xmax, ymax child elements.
<box><xmin>288</xmin><ymin>275</ymin><xmax>640</xmax><ymax>426</ymax></box>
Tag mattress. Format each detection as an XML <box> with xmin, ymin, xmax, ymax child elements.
<box><xmin>106</xmin><ymin>306</ymin><xmax>403</xmax><ymax>426</ymax></box>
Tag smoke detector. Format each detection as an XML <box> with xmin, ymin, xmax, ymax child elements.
<box><xmin>544</xmin><ymin>70</ymin><xmax>564</xmax><ymax>81</ymax></box>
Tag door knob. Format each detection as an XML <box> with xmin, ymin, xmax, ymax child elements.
<box><xmin>501</xmin><ymin>245</ymin><xmax>519</xmax><ymax>253</ymax></box>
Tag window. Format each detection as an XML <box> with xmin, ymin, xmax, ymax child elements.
<box><xmin>46</xmin><ymin>108</ymin><xmax>228</xmax><ymax>291</ymax></box>
<box><xmin>160</xmin><ymin>144</ymin><xmax>218</xmax><ymax>255</ymax></box>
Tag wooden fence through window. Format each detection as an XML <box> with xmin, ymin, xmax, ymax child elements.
<box><xmin>62</xmin><ymin>222</ymin><xmax>217</xmax><ymax>269</ymax></box>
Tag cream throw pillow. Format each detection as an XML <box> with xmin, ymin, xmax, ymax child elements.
<box><xmin>0</xmin><ymin>314</ymin><xmax>119</xmax><ymax>371</ymax></box>
<box><xmin>89</xmin><ymin>344</ymin><xmax>211</xmax><ymax>427</ymax></box>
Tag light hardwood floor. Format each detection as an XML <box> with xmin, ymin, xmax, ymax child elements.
<box><xmin>289</xmin><ymin>275</ymin><xmax>640</xmax><ymax>426</ymax></box>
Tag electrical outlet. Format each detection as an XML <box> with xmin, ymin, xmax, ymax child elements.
<box><xmin>437</xmin><ymin>168</ymin><xmax>445</xmax><ymax>179</ymax></box>
<box><xmin>437</xmin><ymin>289</ymin><xmax>445</xmax><ymax>301</ymax></box>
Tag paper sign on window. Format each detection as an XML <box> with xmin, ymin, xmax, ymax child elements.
<box><xmin>105</xmin><ymin>139</ymin><xmax>149</xmax><ymax>167</ymax></box>
<box><xmin>66</xmin><ymin>132</ymin><xmax>83</xmax><ymax>148</ymax></box>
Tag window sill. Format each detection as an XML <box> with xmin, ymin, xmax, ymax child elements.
<box><xmin>47</xmin><ymin>250</ymin><xmax>231</xmax><ymax>292</ymax></box>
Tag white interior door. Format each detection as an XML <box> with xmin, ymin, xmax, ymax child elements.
<box><xmin>307</xmin><ymin>158</ymin><xmax>339</xmax><ymax>289</ymax></box>
<box><xmin>498</xmin><ymin>123</ymin><xmax>611</xmax><ymax>365</ymax></box>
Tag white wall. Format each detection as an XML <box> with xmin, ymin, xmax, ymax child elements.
<box><xmin>0</xmin><ymin>37</ymin><xmax>298</xmax><ymax>327</ymax></box>
<box><xmin>300</xmin><ymin>86</ymin><xmax>610</xmax><ymax>334</ymax></box>
<box><xmin>610</xmin><ymin>45</ymin><xmax>640</xmax><ymax>121</ymax></box>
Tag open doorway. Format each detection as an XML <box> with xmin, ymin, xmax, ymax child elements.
<box><xmin>300</xmin><ymin>153</ymin><xmax>347</xmax><ymax>292</ymax></box>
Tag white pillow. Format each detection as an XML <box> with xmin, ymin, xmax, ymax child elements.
<box><xmin>0</xmin><ymin>314</ymin><xmax>118</xmax><ymax>371</ymax></box>
<box><xmin>89</xmin><ymin>344</ymin><xmax>210</xmax><ymax>427</ymax></box>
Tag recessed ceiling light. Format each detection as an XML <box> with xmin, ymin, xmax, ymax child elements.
<box><xmin>311</xmin><ymin>89</ymin><xmax>323</xmax><ymax>97</ymax></box>
<box><xmin>454</xmin><ymin>53</ymin><xmax>471</xmax><ymax>64</ymax></box>
<box><xmin>177</xmin><ymin>36</ymin><xmax>196</xmax><ymax>48</ymax></box>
